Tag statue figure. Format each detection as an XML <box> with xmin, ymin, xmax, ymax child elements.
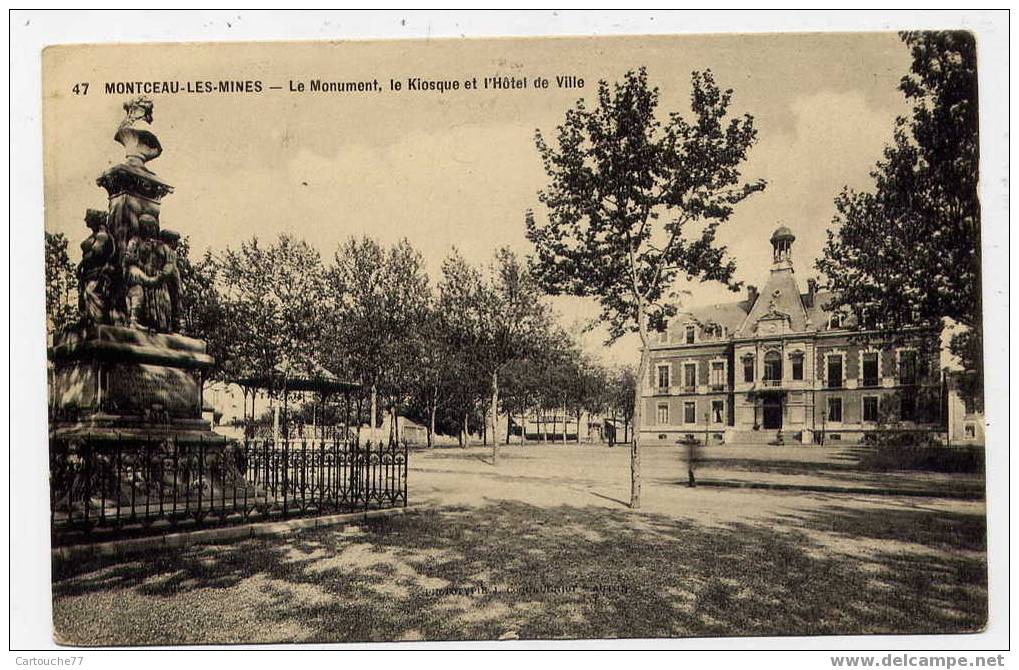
<box><xmin>157</xmin><ymin>228</ymin><xmax>182</xmax><ymax>332</ymax></box>
<box><xmin>115</xmin><ymin>97</ymin><xmax>162</xmax><ymax>170</ymax></box>
<box><xmin>77</xmin><ymin>208</ymin><xmax>116</xmax><ymax>325</ymax></box>
<box><xmin>123</xmin><ymin>214</ymin><xmax>168</xmax><ymax>331</ymax></box>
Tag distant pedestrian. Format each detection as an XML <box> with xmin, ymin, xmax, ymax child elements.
<box><xmin>682</xmin><ymin>436</ymin><xmax>703</xmax><ymax>487</ymax></box>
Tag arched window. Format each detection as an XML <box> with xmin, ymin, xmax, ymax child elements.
<box><xmin>828</xmin><ymin>313</ymin><xmax>842</xmax><ymax>330</ymax></box>
<box><xmin>763</xmin><ymin>351</ymin><xmax>783</xmax><ymax>381</ymax></box>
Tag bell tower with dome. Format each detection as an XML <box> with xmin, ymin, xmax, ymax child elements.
<box><xmin>770</xmin><ymin>225</ymin><xmax>795</xmax><ymax>268</ymax></box>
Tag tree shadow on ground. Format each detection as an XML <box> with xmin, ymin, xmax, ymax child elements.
<box><xmin>52</xmin><ymin>501</ymin><xmax>987</xmax><ymax>646</ymax></box>
<box><xmin>410</xmin><ymin>449</ymin><xmax>540</xmax><ymax>463</ymax></box>
<box><xmin>697</xmin><ymin>457</ymin><xmax>862</xmax><ymax>476</ymax></box>
<box><xmin>781</xmin><ymin>504</ymin><xmax>987</xmax><ymax>553</ymax></box>
<box><xmin>688</xmin><ymin>462</ymin><xmax>984</xmax><ymax>498</ymax></box>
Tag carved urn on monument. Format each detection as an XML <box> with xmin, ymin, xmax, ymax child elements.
<box><xmin>49</xmin><ymin>97</ymin><xmax>217</xmax><ymax>443</ymax></box>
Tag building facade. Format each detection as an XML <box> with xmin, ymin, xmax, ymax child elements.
<box><xmin>641</xmin><ymin>227</ymin><xmax>947</xmax><ymax>445</ymax></box>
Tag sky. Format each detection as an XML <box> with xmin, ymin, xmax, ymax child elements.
<box><xmin>42</xmin><ymin>32</ymin><xmax>913</xmax><ymax>365</ymax></box>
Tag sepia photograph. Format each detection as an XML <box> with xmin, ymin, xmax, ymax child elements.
<box><xmin>9</xmin><ymin>10</ymin><xmax>1009</xmax><ymax>657</ymax></box>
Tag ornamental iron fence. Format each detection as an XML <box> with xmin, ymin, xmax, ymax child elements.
<box><xmin>49</xmin><ymin>435</ymin><xmax>408</xmax><ymax>545</ymax></box>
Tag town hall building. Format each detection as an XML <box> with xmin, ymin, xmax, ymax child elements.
<box><xmin>641</xmin><ymin>226</ymin><xmax>954</xmax><ymax>445</ymax></box>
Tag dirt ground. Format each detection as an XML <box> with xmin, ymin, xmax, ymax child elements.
<box><xmin>51</xmin><ymin>443</ymin><xmax>987</xmax><ymax>645</ymax></box>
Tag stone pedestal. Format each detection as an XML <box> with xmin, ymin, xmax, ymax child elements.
<box><xmin>49</xmin><ymin>325</ymin><xmax>217</xmax><ymax>443</ymax></box>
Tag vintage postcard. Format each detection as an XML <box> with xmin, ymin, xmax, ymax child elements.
<box><xmin>39</xmin><ymin>29</ymin><xmax>990</xmax><ymax>647</ymax></box>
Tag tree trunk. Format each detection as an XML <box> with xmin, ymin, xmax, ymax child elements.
<box><xmin>354</xmin><ymin>396</ymin><xmax>364</xmax><ymax>442</ymax></box>
<box><xmin>631</xmin><ymin>309</ymin><xmax>650</xmax><ymax>509</ymax></box>
<box><xmin>462</xmin><ymin>411</ymin><xmax>469</xmax><ymax>448</ymax></box>
<box><xmin>272</xmin><ymin>400</ymin><xmax>280</xmax><ymax>445</ymax></box>
<box><xmin>490</xmin><ymin>370</ymin><xmax>500</xmax><ymax>465</ymax></box>
<box><xmin>370</xmin><ymin>384</ymin><xmax>378</xmax><ymax>443</ymax></box>
<box><xmin>505</xmin><ymin>410</ymin><xmax>512</xmax><ymax>444</ymax></box>
<box><xmin>561</xmin><ymin>398</ymin><xmax>567</xmax><ymax>445</ymax></box>
<box><xmin>428</xmin><ymin>385</ymin><xmax>437</xmax><ymax>449</ymax></box>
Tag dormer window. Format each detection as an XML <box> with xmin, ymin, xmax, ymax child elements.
<box><xmin>657</xmin><ymin>320</ymin><xmax>669</xmax><ymax>343</ymax></box>
<box><xmin>685</xmin><ymin>325</ymin><xmax>696</xmax><ymax>344</ymax></box>
<box><xmin>828</xmin><ymin>313</ymin><xmax>843</xmax><ymax>330</ymax></box>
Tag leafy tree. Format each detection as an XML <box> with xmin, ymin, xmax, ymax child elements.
<box><xmin>216</xmin><ymin>234</ymin><xmax>328</xmax><ymax>396</ymax></box>
<box><xmin>574</xmin><ymin>357</ymin><xmax>614</xmax><ymax>442</ymax></box>
<box><xmin>527</xmin><ymin>68</ymin><xmax>764</xmax><ymax>507</ymax></box>
<box><xmin>606</xmin><ymin>365</ymin><xmax>637</xmax><ymax>444</ymax></box>
<box><xmin>174</xmin><ymin>237</ymin><xmax>234</xmax><ymax>379</ymax></box>
<box><xmin>45</xmin><ymin>232</ymin><xmax>79</xmax><ymax>338</ymax></box>
<box><xmin>816</xmin><ymin>31</ymin><xmax>982</xmax><ymax>408</ymax></box>
<box><xmin>403</xmin><ymin>304</ymin><xmax>466</xmax><ymax>448</ymax></box>
<box><xmin>325</xmin><ymin>237</ymin><xmax>431</xmax><ymax>442</ymax></box>
<box><xmin>437</xmin><ymin>248</ymin><xmax>550</xmax><ymax>460</ymax></box>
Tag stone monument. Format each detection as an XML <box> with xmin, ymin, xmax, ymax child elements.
<box><xmin>49</xmin><ymin>97</ymin><xmax>216</xmax><ymax>442</ymax></box>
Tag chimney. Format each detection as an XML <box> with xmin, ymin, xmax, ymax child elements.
<box><xmin>747</xmin><ymin>285</ymin><xmax>758</xmax><ymax>305</ymax></box>
<box><xmin>806</xmin><ymin>278</ymin><xmax>818</xmax><ymax>307</ymax></box>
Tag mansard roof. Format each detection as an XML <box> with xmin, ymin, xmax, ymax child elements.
<box><xmin>683</xmin><ymin>299</ymin><xmax>755</xmax><ymax>332</ymax></box>
<box><xmin>677</xmin><ymin>286</ymin><xmax>845</xmax><ymax>337</ymax></box>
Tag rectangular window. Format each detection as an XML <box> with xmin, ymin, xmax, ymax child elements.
<box><xmin>657</xmin><ymin>403</ymin><xmax>669</xmax><ymax>425</ymax></box>
<box><xmin>826</xmin><ymin>355</ymin><xmax>843</xmax><ymax>389</ymax></box>
<box><xmin>827</xmin><ymin>397</ymin><xmax>843</xmax><ymax>422</ymax></box>
<box><xmin>742</xmin><ymin>357</ymin><xmax>754</xmax><ymax>383</ymax></box>
<box><xmin>791</xmin><ymin>355</ymin><xmax>804</xmax><ymax>380</ymax></box>
<box><xmin>710</xmin><ymin>361</ymin><xmax>725</xmax><ymax>388</ymax></box>
<box><xmin>685</xmin><ymin>325</ymin><xmax>696</xmax><ymax>344</ymax></box>
<box><xmin>684</xmin><ymin>363</ymin><xmax>697</xmax><ymax>390</ymax></box>
<box><xmin>862</xmin><ymin>352</ymin><xmax>879</xmax><ymax>387</ymax></box>
<box><xmin>899</xmin><ymin>350</ymin><xmax>918</xmax><ymax>385</ymax></box>
<box><xmin>900</xmin><ymin>391</ymin><xmax>917</xmax><ymax>422</ymax></box>
<box><xmin>683</xmin><ymin>401</ymin><xmax>696</xmax><ymax>424</ymax></box>
<box><xmin>711</xmin><ymin>400</ymin><xmax>724</xmax><ymax>424</ymax></box>
<box><xmin>656</xmin><ymin>364</ymin><xmax>670</xmax><ymax>390</ymax></box>
<box><xmin>863</xmin><ymin>396</ymin><xmax>879</xmax><ymax>422</ymax></box>
<box><xmin>964</xmin><ymin>395</ymin><xmax>977</xmax><ymax>415</ymax></box>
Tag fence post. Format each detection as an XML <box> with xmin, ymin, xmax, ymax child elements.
<box><xmin>82</xmin><ymin>439</ymin><xmax>92</xmax><ymax>531</ymax></box>
<box><xmin>282</xmin><ymin>438</ymin><xmax>290</xmax><ymax>518</ymax></box>
<box><xmin>198</xmin><ymin>436</ymin><xmax>205</xmax><ymax>522</ymax></box>
<box><xmin>363</xmin><ymin>440</ymin><xmax>370</xmax><ymax>513</ymax></box>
